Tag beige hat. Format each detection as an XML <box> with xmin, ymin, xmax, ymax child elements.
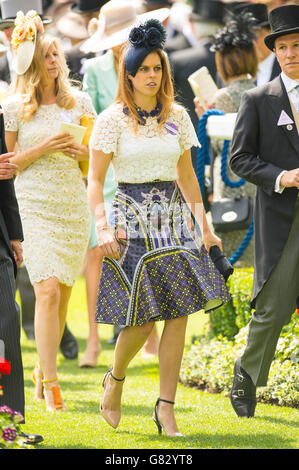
<box><xmin>56</xmin><ymin>11</ymin><xmax>89</xmax><ymax>40</ymax></box>
<box><xmin>80</xmin><ymin>0</ymin><xmax>170</xmax><ymax>53</ymax></box>
<box><xmin>11</xmin><ymin>10</ymin><xmax>44</xmax><ymax>75</ymax></box>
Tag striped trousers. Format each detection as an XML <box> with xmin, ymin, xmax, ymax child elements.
<box><xmin>0</xmin><ymin>238</ymin><xmax>25</xmax><ymax>419</ymax></box>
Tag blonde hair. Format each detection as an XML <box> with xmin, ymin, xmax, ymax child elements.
<box><xmin>116</xmin><ymin>46</ymin><xmax>175</xmax><ymax>131</ymax></box>
<box><xmin>8</xmin><ymin>33</ymin><xmax>79</xmax><ymax>121</ymax></box>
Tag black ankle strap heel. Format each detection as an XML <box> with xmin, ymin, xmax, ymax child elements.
<box><xmin>153</xmin><ymin>397</ymin><xmax>184</xmax><ymax>437</ymax></box>
<box><xmin>102</xmin><ymin>367</ymin><xmax>126</xmax><ymax>388</ymax></box>
<box><xmin>153</xmin><ymin>397</ymin><xmax>175</xmax><ymax>435</ymax></box>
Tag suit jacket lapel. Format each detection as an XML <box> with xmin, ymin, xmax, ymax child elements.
<box><xmin>267</xmin><ymin>76</ymin><xmax>299</xmax><ymax>154</ymax></box>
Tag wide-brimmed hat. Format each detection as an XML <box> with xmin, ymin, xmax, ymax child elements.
<box><xmin>191</xmin><ymin>0</ymin><xmax>225</xmax><ymax>24</ymax></box>
<box><xmin>264</xmin><ymin>4</ymin><xmax>299</xmax><ymax>51</ymax></box>
<box><xmin>233</xmin><ymin>2</ymin><xmax>270</xmax><ymax>28</ymax></box>
<box><xmin>56</xmin><ymin>11</ymin><xmax>90</xmax><ymax>40</ymax></box>
<box><xmin>0</xmin><ymin>0</ymin><xmax>52</xmax><ymax>31</ymax></box>
<box><xmin>80</xmin><ymin>0</ymin><xmax>170</xmax><ymax>53</ymax></box>
<box><xmin>70</xmin><ymin>0</ymin><xmax>108</xmax><ymax>14</ymax></box>
<box><xmin>11</xmin><ymin>10</ymin><xmax>45</xmax><ymax>75</ymax></box>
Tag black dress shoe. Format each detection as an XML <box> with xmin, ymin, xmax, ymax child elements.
<box><xmin>230</xmin><ymin>358</ymin><xmax>256</xmax><ymax>418</ymax></box>
<box><xmin>60</xmin><ymin>324</ymin><xmax>78</xmax><ymax>359</ymax></box>
<box><xmin>20</xmin><ymin>432</ymin><xmax>44</xmax><ymax>445</ymax></box>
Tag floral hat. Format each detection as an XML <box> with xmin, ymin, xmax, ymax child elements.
<box><xmin>11</xmin><ymin>10</ymin><xmax>44</xmax><ymax>75</ymax></box>
<box><xmin>124</xmin><ymin>19</ymin><xmax>167</xmax><ymax>77</ymax></box>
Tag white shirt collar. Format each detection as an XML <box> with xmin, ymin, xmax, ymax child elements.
<box><xmin>281</xmin><ymin>72</ymin><xmax>299</xmax><ymax>93</ymax></box>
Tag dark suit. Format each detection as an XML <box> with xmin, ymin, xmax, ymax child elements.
<box><xmin>165</xmin><ymin>32</ymin><xmax>191</xmax><ymax>54</ymax></box>
<box><xmin>170</xmin><ymin>39</ymin><xmax>217</xmax><ymax>132</ymax></box>
<box><xmin>0</xmin><ymin>54</ymin><xmax>11</xmax><ymax>84</ymax></box>
<box><xmin>230</xmin><ymin>75</ymin><xmax>299</xmax><ymax>385</ymax></box>
<box><xmin>65</xmin><ymin>42</ymin><xmax>95</xmax><ymax>82</ymax></box>
<box><xmin>0</xmin><ymin>110</ymin><xmax>25</xmax><ymax>416</ymax></box>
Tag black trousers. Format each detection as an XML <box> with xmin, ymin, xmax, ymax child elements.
<box><xmin>0</xmin><ymin>238</ymin><xmax>25</xmax><ymax>418</ymax></box>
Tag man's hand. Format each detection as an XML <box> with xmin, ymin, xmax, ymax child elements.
<box><xmin>280</xmin><ymin>169</ymin><xmax>299</xmax><ymax>188</ymax></box>
<box><xmin>0</xmin><ymin>153</ymin><xmax>17</xmax><ymax>180</ymax></box>
<box><xmin>10</xmin><ymin>240</ymin><xmax>23</xmax><ymax>267</ymax></box>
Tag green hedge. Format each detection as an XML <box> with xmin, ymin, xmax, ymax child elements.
<box><xmin>181</xmin><ymin>268</ymin><xmax>299</xmax><ymax>407</ymax></box>
<box><xmin>181</xmin><ymin>315</ymin><xmax>298</xmax><ymax>407</ymax></box>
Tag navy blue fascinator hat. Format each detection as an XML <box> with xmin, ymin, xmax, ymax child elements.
<box><xmin>124</xmin><ymin>19</ymin><xmax>167</xmax><ymax>77</ymax></box>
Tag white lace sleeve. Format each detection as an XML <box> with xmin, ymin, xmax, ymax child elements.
<box><xmin>76</xmin><ymin>90</ymin><xmax>97</xmax><ymax>119</ymax></box>
<box><xmin>89</xmin><ymin>106</ymin><xmax>119</xmax><ymax>155</ymax></box>
<box><xmin>177</xmin><ymin>107</ymin><xmax>201</xmax><ymax>153</ymax></box>
<box><xmin>1</xmin><ymin>96</ymin><xmax>20</xmax><ymax>132</ymax></box>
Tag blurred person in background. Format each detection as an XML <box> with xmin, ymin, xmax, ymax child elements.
<box><xmin>194</xmin><ymin>11</ymin><xmax>258</xmax><ymax>267</ymax></box>
<box><xmin>169</xmin><ymin>0</ymin><xmax>225</xmax><ymax>211</ymax></box>
<box><xmin>234</xmin><ymin>2</ymin><xmax>281</xmax><ymax>85</ymax></box>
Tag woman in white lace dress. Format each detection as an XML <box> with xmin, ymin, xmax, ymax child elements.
<box><xmin>2</xmin><ymin>13</ymin><xmax>95</xmax><ymax>412</ymax></box>
<box><xmin>88</xmin><ymin>20</ymin><xmax>230</xmax><ymax>436</ymax></box>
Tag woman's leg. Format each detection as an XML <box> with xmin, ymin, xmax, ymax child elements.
<box><xmin>157</xmin><ymin>315</ymin><xmax>188</xmax><ymax>434</ymax></box>
<box><xmin>34</xmin><ymin>278</ymin><xmax>72</xmax><ymax>411</ymax></box>
<box><xmin>33</xmin><ymin>277</ymin><xmax>61</xmax><ymax>382</ymax></box>
<box><xmin>101</xmin><ymin>322</ymin><xmax>155</xmax><ymax>413</ymax></box>
<box><xmin>80</xmin><ymin>245</ymin><xmax>102</xmax><ymax>366</ymax></box>
<box><xmin>142</xmin><ymin>323</ymin><xmax>159</xmax><ymax>357</ymax></box>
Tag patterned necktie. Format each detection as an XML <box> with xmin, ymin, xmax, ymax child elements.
<box><xmin>291</xmin><ymin>85</ymin><xmax>299</xmax><ymax>114</ymax></box>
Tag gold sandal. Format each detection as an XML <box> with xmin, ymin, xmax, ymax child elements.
<box><xmin>42</xmin><ymin>378</ymin><xmax>67</xmax><ymax>412</ymax></box>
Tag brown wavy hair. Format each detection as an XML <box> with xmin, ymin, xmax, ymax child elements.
<box><xmin>116</xmin><ymin>46</ymin><xmax>175</xmax><ymax>132</ymax></box>
<box><xmin>215</xmin><ymin>45</ymin><xmax>258</xmax><ymax>82</ymax></box>
<box><xmin>8</xmin><ymin>33</ymin><xmax>79</xmax><ymax>121</ymax></box>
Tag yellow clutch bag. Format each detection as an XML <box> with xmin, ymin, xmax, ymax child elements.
<box><xmin>80</xmin><ymin>114</ymin><xmax>95</xmax><ymax>177</ymax></box>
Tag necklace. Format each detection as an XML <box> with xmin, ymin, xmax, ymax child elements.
<box><xmin>123</xmin><ymin>102</ymin><xmax>162</xmax><ymax>125</ymax></box>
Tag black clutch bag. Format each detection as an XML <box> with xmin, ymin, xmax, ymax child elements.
<box><xmin>211</xmin><ymin>196</ymin><xmax>253</xmax><ymax>232</ymax></box>
<box><xmin>209</xmin><ymin>245</ymin><xmax>234</xmax><ymax>281</ymax></box>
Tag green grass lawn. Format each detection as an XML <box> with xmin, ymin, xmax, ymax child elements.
<box><xmin>19</xmin><ymin>277</ymin><xmax>299</xmax><ymax>450</ymax></box>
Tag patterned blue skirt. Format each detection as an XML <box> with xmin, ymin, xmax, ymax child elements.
<box><xmin>95</xmin><ymin>181</ymin><xmax>230</xmax><ymax>326</ymax></box>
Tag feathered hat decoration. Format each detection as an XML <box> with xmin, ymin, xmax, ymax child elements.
<box><xmin>210</xmin><ymin>11</ymin><xmax>258</xmax><ymax>52</ymax></box>
<box><xmin>124</xmin><ymin>19</ymin><xmax>166</xmax><ymax>77</ymax></box>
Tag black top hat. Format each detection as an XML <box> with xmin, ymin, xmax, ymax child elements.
<box><xmin>191</xmin><ymin>0</ymin><xmax>225</xmax><ymax>24</ymax></box>
<box><xmin>264</xmin><ymin>4</ymin><xmax>299</xmax><ymax>51</ymax></box>
<box><xmin>71</xmin><ymin>0</ymin><xmax>108</xmax><ymax>14</ymax></box>
<box><xmin>234</xmin><ymin>2</ymin><xmax>270</xmax><ymax>28</ymax></box>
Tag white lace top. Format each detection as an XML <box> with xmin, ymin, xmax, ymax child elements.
<box><xmin>2</xmin><ymin>89</ymin><xmax>95</xmax><ymax>286</ymax></box>
<box><xmin>89</xmin><ymin>102</ymin><xmax>200</xmax><ymax>183</ymax></box>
